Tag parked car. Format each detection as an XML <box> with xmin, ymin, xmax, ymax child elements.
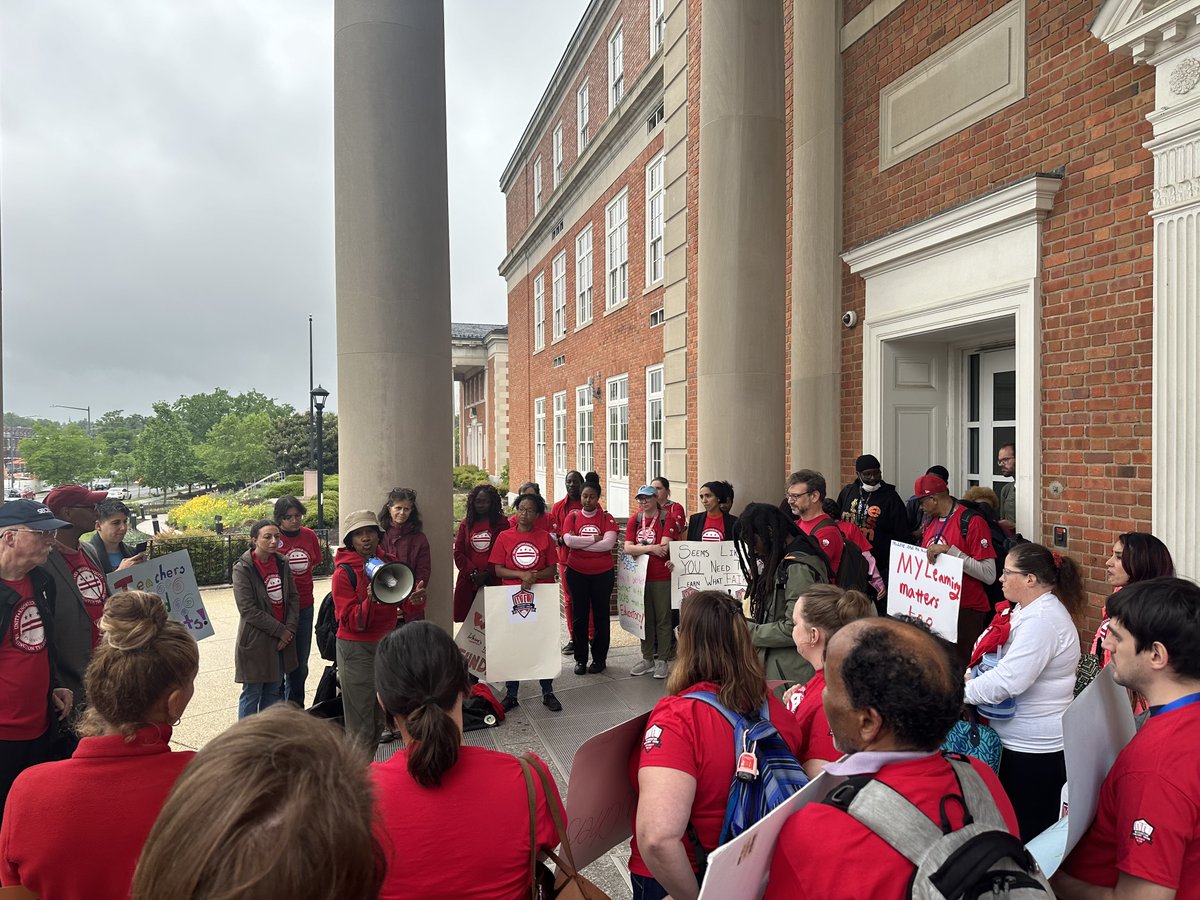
<box><xmin>107</xmin><ymin>487</ymin><xmax>131</xmax><ymax>500</ymax></box>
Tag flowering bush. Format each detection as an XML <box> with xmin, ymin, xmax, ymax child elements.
<box><xmin>168</xmin><ymin>493</ymin><xmax>272</xmax><ymax>531</ymax></box>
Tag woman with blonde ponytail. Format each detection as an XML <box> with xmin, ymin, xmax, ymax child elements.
<box><xmin>0</xmin><ymin>590</ymin><xmax>199</xmax><ymax>897</ymax></box>
<box><xmin>370</xmin><ymin>621</ymin><xmax>566</xmax><ymax>899</ymax></box>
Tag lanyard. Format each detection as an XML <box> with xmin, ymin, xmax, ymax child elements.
<box><xmin>1150</xmin><ymin>692</ymin><xmax>1200</xmax><ymax>717</ymax></box>
<box><xmin>929</xmin><ymin>501</ymin><xmax>957</xmax><ymax>546</ymax></box>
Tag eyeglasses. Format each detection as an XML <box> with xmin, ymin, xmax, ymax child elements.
<box><xmin>997</xmin><ymin>456</ymin><xmax>1014</xmax><ymax>463</ymax></box>
<box><xmin>786</xmin><ymin>490</ymin><xmax>814</xmax><ymax>501</ymax></box>
<box><xmin>6</xmin><ymin>528</ymin><xmax>57</xmax><ymax>540</ymax></box>
<box><xmin>1001</xmin><ymin>568</ymin><xmax>1029</xmax><ymax>578</ymax></box>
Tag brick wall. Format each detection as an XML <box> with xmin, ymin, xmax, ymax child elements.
<box><xmin>837</xmin><ymin>0</ymin><xmax>1156</xmax><ymax>624</ymax></box>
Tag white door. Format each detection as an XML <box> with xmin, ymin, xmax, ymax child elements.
<box><xmin>964</xmin><ymin>348</ymin><xmax>1016</xmax><ymax>497</ymax></box>
<box><xmin>606</xmin><ymin>375</ymin><xmax>630</xmax><ymax>517</ymax></box>
<box><xmin>880</xmin><ymin>339</ymin><xmax>950</xmax><ymax>497</ymax></box>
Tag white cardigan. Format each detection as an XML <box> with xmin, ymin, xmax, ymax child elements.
<box><xmin>964</xmin><ymin>592</ymin><xmax>1080</xmax><ymax>753</ymax></box>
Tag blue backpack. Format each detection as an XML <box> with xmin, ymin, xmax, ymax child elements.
<box><xmin>684</xmin><ymin>691</ymin><xmax>809</xmax><ymax>848</ymax></box>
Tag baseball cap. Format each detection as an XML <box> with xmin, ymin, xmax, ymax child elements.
<box><xmin>0</xmin><ymin>499</ymin><xmax>71</xmax><ymax>531</ymax></box>
<box><xmin>340</xmin><ymin>510</ymin><xmax>384</xmax><ymax>546</ymax></box>
<box><xmin>44</xmin><ymin>484</ymin><xmax>108</xmax><ymax>516</ymax></box>
<box><xmin>635</xmin><ymin>485</ymin><xmax>656</xmax><ymax>498</ymax></box>
<box><xmin>913</xmin><ymin>474</ymin><xmax>949</xmax><ymax>498</ymax></box>
<box><xmin>855</xmin><ymin>454</ymin><xmax>881</xmax><ymax>473</ymax></box>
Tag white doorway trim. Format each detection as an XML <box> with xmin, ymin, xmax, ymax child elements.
<box><xmin>844</xmin><ymin>175</ymin><xmax>1062</xmax><ymax>539</ymax></box>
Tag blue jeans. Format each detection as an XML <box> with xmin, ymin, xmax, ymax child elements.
<box><xmin>505</xmin><ymin>679</ymin><xmax>554</xmax><ymax>699</ymax></box>
<box><xmin>239</xmin><ymin>656</ymin><xmax>285</xmax><ymax>719</ymax></box>
<box><xmin>631</xmin><ymin>874</ymin><xmax>672</xmax><ymax>900</ymax></box>
<box><xmin>284</xmin><ymin>605</ymin><xmax>314</xmax><ymax>706</ymax></box>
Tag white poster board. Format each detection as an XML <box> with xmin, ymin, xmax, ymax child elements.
<box><xmin>1027</xmin><ymin>666</ymin><xmax>1137</xmax><ymax>875</ymax></box>
<box><xmin>453</xmin><ymin>588</ymin><xmax>487</xmax><ymax>679</ymax></box>
<box><xmin>887</xmin><ymin>540</ymin><xmax>963</xmax><ymax>642</ymax></box>
<box><xmin>565</xmin><ymin>711</ymin><xmax>651</xmax><ymax>870</ymax></box>
<box><xmin>483</xmin><ymin>583</ymin><xmax>561</xmax><ymax>681</ymax></box>
<box><xmin>616</xmin><ymin>553</ymin><xmax>649</xmax><ymax>639</ymax></box>
<box><xmin>106</xmin><ymin>549</ymin><xmax>215</xmax><ymax>640</ymax></box>
<box><xmin>696</xmin><ymin>771</ymin><xmax>846</xmax><ymax>900</ymax></box>
<box><xmin>669</xmin><ymin>541</ymin><xmax>747</xmax><ymax>610</ymax></box>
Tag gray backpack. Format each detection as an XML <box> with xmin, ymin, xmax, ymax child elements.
<box><xmin>823</xmin><ymin>755</ymin><xmax>1054</xmax><ymax>899</ymax></box>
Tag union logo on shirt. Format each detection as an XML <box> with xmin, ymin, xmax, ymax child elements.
<box><xmin>74</xmin><ymin>566</ymin><xmax>107</xmax><ymax>606</ymax></box>
<box><xmin>470</xmin><ymin>530</ymin><xmax>493</xmax><ymax>553</ymax></box>
<box><xmin>265</xmin><ymin>574</ymin><xmax>284</xmax><ymax>604</ymax></box>
<box><xmin>512</xmin><ymin>542</ymin><xmax>540</xmax><ymax>569</ymax></box>
<box><xmin>643</xmin><ymin>724</ymin><xmax>663</xmax><ymax>752</ymax></box>
<box><xmin>286</xmin><ymin>547</ymin><xmax>311</xmax><ymax>575</ymax></box>
<box><xmin>1131</xmin><ymin>818</ymin><xmax>1155</xmax><ymax>845</ymax></box>
<box><xmin>636</xmin><ymin>527</ymin><xmax>657</xmax><ymax>545</ymax></box>
<box><xmin>579</xmin><ymin>523</ymin><xmax>601</xmax><ymax>540</ymax></box>
<box><xmin>701</xmin><ymin>527</ymin><xmax>722</xmax><ymax>541</ymax></box>
<box><xmin>13</xmin><ymin>599</ymin><xmax>46</xmax><ymax>653</ymax></box>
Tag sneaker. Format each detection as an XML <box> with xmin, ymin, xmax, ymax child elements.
<box><xmin>574</xmin><ymin>663</ymin><xmax>587</xmax><ymax>675</ymax></box>
<box><xmin>653</xmin><ymin>660</ymin><xmax>668</xmax><ymax>679</ymax></box>
<box><xmin>561</xmin><ymin>641</ymin><xmax>575</xmax><ymax>655</ymax></box>
<box><xmin>502</xmin><ymin>695</ymin><xmax>519</xmax><ymax>711</ymax></box>
<box><xmin>587</xmin><ymin>661</ymin><xmax>606</xmax><ymax>674</ymax></box>
<box><xmin>630</xmin><ymin>659</ymin><xmax>654</xmax><ymax>677</ymax></box>
<box><xmin>542</xmin><ymin>693</ymin><xmax>562</xmax><ymax>712</ymax></box>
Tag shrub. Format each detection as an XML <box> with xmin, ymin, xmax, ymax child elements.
<box><xmin>147</xmin><ymin>530</ymin><xmax>242</xmax><ymax>586</ymax></box>
<box><xmin>262</xmin><ymin>476</ymin><xmax>305</xmax><ymax>499</ymax></box>
<box><xmin>303</xmin><ymin>491</ymin><xmax>338</xmax><ymax>529</ymax></box>
<box><xmin>168</xmin><ymin>493</ymin><xmax>272</xmax><ymax>531</ymax></box>
<box><xmin>499</xmin><ymin>462</ymin><xmax>510</xmax><ymax>494</ymax></box>
<box><xmin>453</xmin><ymin>464</ymin><xmax>490</xmax><ymax>490</ymax></box>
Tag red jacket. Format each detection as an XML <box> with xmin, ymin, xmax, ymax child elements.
<box><xmin>452</xmin><ymin>517</ymin><xmax>509</xmax><ymax>622</ymax></box>
<box><xmin>331</xmin><ymin>546</ymin><xmax>399</xmax><ymax>642</ymax></box>
<box><xmin>379</xmin><ymin>523</ymin><xmax>431</xmax><ymax>622</ymax></box>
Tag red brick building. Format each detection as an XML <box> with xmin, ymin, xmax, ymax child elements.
<box><xmin>501</xmin><ymin>0</ymin><xmax>1200</xmax><ymax>614</ymax></box>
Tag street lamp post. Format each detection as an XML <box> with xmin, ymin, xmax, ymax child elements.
<box><xmin>311</xmin><ymin>385</ymin><xmax>330</xmax><ymax>530</ymax></box>
<box><xmin>51</xmin><ymin>404</ymin><xmax>92</xmax><ymax>436</ymax></box>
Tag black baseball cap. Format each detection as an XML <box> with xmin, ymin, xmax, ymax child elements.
<box><xmin>0</xmin><ymin>499</ymin><xmax>71</xmax><ymax>531</ymax></box>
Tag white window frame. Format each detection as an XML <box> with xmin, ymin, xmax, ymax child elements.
<box><xmin>577</xmin><ymin>82</ymin><xmax>590</xmax><ymax>152</ymax></box>
<box><xmin>553</xmin><ymin>391</ymin><xmax>568</xmax><ymax>479</ymax></box>
<box><xmin>605</xmin><ymin>188</ymin><xmax>629</xmax><ymax>311</ymax></box>
<box><xmin>533</xmin><ymin>272</ymin><xmax>545</xmax><ymax>352</ymax></box>
<box><xmin>609</xmin><ymin>23</ymin><xmax>624</xmax><ymax>109</ymax></box>
<box><xmin>650</xmin><ymin>0</ymin><xmax>665</xmax><ymax>54</ymax></box>
<box><xmin>606</xmin><ymin>374</ymin><xmax>630</xmax><ymax>516</ymax></box>
<box><xmin>646</xmin><ymin>365</ymin><xmax>664</xmax><ymax>482</ymax></box>
<box><xmin>534</xmin><ymin>397</ymin><xmax>547</xmax><ymax>474</ymax></box>
<box><xmin>552</xmin><ymin>251</ymin><xmax>567</xmax><ymax>342</ymax></box>
<box><xmin>553</xmin><ymin>124</ymin><xmax>564</xmax><ymax>188</ymax></box>
<box><xmin>533</xmin><ymin>156</ymin><xmax>543</xmax><ymax>214</ymax></box>
<box><xmin>576</xmin><ymin>385</ymin><xmax>594</xmax><ymax>475</ymax></box>
<box><xmin>645</xmin><ymin>154</ymin><xmax>665</xmax><ymax>286</ymax></box>
<box><xmin>575</xmin><ymin>225</ymin><xmax>593</xmax><ymax>328</ymax></box>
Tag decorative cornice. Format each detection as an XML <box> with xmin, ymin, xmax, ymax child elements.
<box><xmin>1148</xmin><ymin>130</ymin><xmax>1200</xmax><ymax>210</ymax></box>
<box><xmin>1091</xmin><ymin>0</ymin><xmax>1200</xmax><ymax>64</ymax></box>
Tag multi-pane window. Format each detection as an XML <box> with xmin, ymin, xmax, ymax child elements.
<box><xmin>607</xmin><ymin>376</ymin><xmax>629</xmax><ymax>482</ymax></box>
<box><xmin>645</xmin><ymin>154</ymin><xmax>664</xmax><ymax>285</ymax></box>
<box><xmin>576</xmin><ymin>385</ymin><xmax>594</xmax><ymax>474</ymax></box>
<box><xmin>609</xmin><ymin>23</ymin><xmax>624</xmax><ymax>108</ymax></box>
<box><xmin>533</xmin><ymin>157</ymin><xmax>543</xmax><ymax>214</ymax></box>
<box><xmin>605</xmin><ymin>189</ymin><xmax>629</xmax><ymax>310</ymax></box>
<box><xmin>646</xmin><ymin>365</ymin><xmax>664</xmax><ymax>481</ymax></box>
<box><xmin>576</xmin><ymin>226</ymin><xmax>593</xmax><ymax>326</ymax></box>
<box><xmin>650</xmin><ymin>0</ymin><xmax>665</xmax><ymax>54</ymax></box>
<box><xmin>533</xmin><ymin>272</ymin><xmax>545</xmax><ymax>352</ymax></box>
<box><xmin>534</xmin><ymin>397</ymin><xmax>546</xmax><ymax>473</ymax></box>
<box><xmin>553</xmin><ymin>124</ymin><xmax>564</xmax><ymax>188</ymax></box>
<box><xmin>553</xmin><ymin>392</ymin><xmax>567</xmax><ymax>477</ymax></box>
<box><xmin>552</xmin><ymin>252</ymin><xmax>567</xmax><ymax>342</ymax></box>
<box><xmin>577</xmin><ymin>82</ymin><xmax>590</xmax><ymax>151</ymax></box>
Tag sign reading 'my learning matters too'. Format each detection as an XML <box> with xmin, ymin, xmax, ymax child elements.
<box><xmin>887</xmin><ymin>540</ymin><xmax>963</xmax><ymax>642</ymax></box>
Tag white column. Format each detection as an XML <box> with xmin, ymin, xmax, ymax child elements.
<box><xmin>335</xmin><ymin>0</ymin><xmax>453</xmax><ymax>627</ymax></box>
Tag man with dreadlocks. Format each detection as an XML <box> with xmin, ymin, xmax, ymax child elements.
<box><xmin>734</xmin><ymin>503</ymin><xmax>830</xmax><ymax>690</ymax></box>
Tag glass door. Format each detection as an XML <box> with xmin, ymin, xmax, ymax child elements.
<box><xmin>964</xmin><ymin>347</ymin><xmax>1016</xmax><ymax>497</ymax></box>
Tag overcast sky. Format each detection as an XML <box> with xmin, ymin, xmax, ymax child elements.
<box><xmin>0</xmin><ymin>1</ymin><xmax>585</xmax><ymax>421</ymax></box>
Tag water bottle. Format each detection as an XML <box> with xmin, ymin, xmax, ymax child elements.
<box><xmin>971</xmin><ymin>651</ymin><xmax>1017</xmax><ymax>719</ymax></box>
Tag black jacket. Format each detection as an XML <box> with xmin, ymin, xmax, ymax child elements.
<box><xmin>0</xmin><ymin>566</ymin><xmax>64</xmax><ymax>722</ymax></box>
<box><xmin>685</xmin><ymin>511</ymin><xmax>738</xmax><ymax>542</ymax></box>
<box><xmin>836</xmin><ymin>480</ymin><xmax>910</xmax><ymax>576</ymax></box>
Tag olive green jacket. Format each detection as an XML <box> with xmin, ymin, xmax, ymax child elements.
<box><xmin>749</xmin><ymin>545</ymin><xmax>828</xmax><ymax>688</ymax></box>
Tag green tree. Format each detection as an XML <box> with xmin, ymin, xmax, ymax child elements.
<box><xmin>197</xmin><ymin>412</ymin><xmax>276</xmax><ymax>485</ymax></box>
<box><xmin>174</xmin><ymin>390</ymin><xmax>293</xmax><ymax>445</ymax></box>
<box><xmin>19</xmin><ymin>423</ymin><xmax>99</xmax><ymax>485</ymax></box>
<box><xmin>264</xmin><ymin>412</ymin><xmax>338</xmax><ymax>475</ymax></box>
<box><xmin>134</xmin><ymin>403</ymin><xmax>199</xmax><ymax>495</ymax></box>
<box><xmin>95</xmin><ymin>410</ymin><xmax>146</xmax><ymax>478</ymax></box>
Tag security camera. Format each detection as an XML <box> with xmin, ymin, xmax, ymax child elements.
<box><xmin>842</xmin><ymin>310</ymin><xmax>858</xmax><ymax>328</ymax></box>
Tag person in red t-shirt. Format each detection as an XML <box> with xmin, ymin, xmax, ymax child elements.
<box><xmin>0</xmin><ymin>590</ymin><xmax>198</xmax><ymax>898</ymax></box>
<box><xmin>231</xmin><ymin>520</ymin><xmax>298</xmax><ymax>720</ymax></box>
<box><xmin>561</xmin><ymin>479</ymin><xmax>618</xmax><ymax>674</ymax></box>
<box><xmin>490</xmin><ymin>492</ymin><xmax>562</xmax><ymax>712</ymax></box>
<box><xmin>507</xmin><ymin>481</ymin><xmax>552</xmax><ymax>532</ymax></box>
<box><xmin>914</xmin><ymin>473</ymin><xmax>998</xmax><ymax>669</ymax></box>
<box><xmin>1055</xmin><ymin>577</ymin><xmax>1200</xmax><ymax>900</ymax></box>
<box><xmin>763</xmin><ymin>617</ymin><xmax>1018</xmax><ymax>900</ymax></box>
<box><xmin>273</xmin><ymin>495</ymin><xmax>323</xmax><ymax>707</ymax></box>
<box><xmin>685</xmin><ymin>481</ymin><xmax>737</xmax><ymax>543</ymax></box>
<box><xmin>551</xmin><ymin>471</ymin><xmax>585</xmax><ymax>654</ymax></box>
<box><xmin>630</xmin><ymin>590</ymin><xmax>804</xmax><ymax>900</ymax></box>
<box><xmin>782</xmin><ymin>583</ymin><xmax>876</xmax><ymax>778</ymax></box>
<box><xmin>625</xmin><ymin>485</ymin><xmax>681</xmax><ymax>680</ymax></box>
<box><xmin>786</xmin><ymin>470</ymin><xmax>845</xmax><ymax>578</ymax></box>
<box><xmin>372</xmin><ymin>621</ymin><xmax>566</xmax><ymax>900</ymax></box>
<box><xmin>451</xmin><ymin>483</ymin><xmax>509</xmax><ymax>623</ymax></box>
<box><xmin>653</xmin><ymin>477</ymin><xmax>688</xmax><ymax>537</ymax></box>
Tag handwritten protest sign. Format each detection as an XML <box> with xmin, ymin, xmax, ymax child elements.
<box><xmin>887</xmin><ymin>540</ymin><xmax>963</xmax><ymax>642</ymax></box>
<box><xmin>616</xmin><ymin>553</ymin><xmax>648</xmax><ymax>639</ymax></box>
<box><xmin>105</xmin><ymin>550</ymin><xmax>215</xmax><ymax>640</ymax></box>
<box><xmin>697</xmin><ymin>771</ymin><xmax>846</xmax><ymax>900</ymax></box>
<box><xmin>453</xmin><ymin>588</ymin><xmax>487</xmax><ymax>679</ymax></box>
<box><xmin>565</xmin><ymin>711</ymin><xmax>651</xmax><ymax>870</ymax></box>
<box><xmin>483</xmin><ymin>583</ymin><xmax>560</xmax><ymax>681</ymax></box>
<box><xmin>669</xmin><ymin>541</ymin><xmax>747</xmax><ymax>610</ymax></box>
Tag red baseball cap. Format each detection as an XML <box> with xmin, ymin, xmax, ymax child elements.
<box><xmin>913</xmin><ymin>474</ymin><xmax>949</xmax><ymax>498</ymax></box>
<box><xmin>44</xmin><ymin>484</ymin><xmax>108</xmax><ymax>516</ymax></box>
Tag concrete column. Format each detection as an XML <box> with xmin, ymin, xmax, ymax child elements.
<box><xmin>335</xmin><ymin>0</ymin><xmax>453</xmax><ymax>629</ymax></box>
<box><xmin>789</xmin><ymin>0</ymin><xmax>843</xmax><ymax>479</ymax></box>
<box><xmin>696</xmin><ymin>0</ymin><xmax>786</xmax><ymax>509</ymax></box>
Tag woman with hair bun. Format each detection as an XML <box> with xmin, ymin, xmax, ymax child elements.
<box><xmin>0</xmin><ymin>590</ymin><xmax>199</xmax><ymax>897</ymax></box>
<box><xmin>371</xmin><ymin>622</ymin><xmax>565</xmax><ymax>900</ymax></box>
<box><xmin>785</xmin><ymin>583</ymin><xmax>876</xmax><ymax>777</ymax></box>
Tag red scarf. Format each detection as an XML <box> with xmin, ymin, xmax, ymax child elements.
<box><xmin>968</xmin><ymin>601</ymin><xmax>1012</xmax><ymax>670</ymax></box>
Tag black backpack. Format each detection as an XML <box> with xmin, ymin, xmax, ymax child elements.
<box><xmin>955</xmin><ymin>502</ymin><xmax>1013</xmax><ymax>608</ymax></box>
<box><xmin>823</xmin><ymin>754</ymin><xmax>1053</xmax><ymax>899</ymax></box>
<box><xmin>315</xmin><ymin>563</ymin><xmax>355</xmax><ymax>662</ymax></box>
<box><xmin>812</xmin><ymin>518</ymin><xmax>873</xmax><ymax>595</ymax></box>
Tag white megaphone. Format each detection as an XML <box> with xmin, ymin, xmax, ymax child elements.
<box><xmin>363</xmin><ymin>557</ymin><xmax>415</xmax><ymax>605</ymax></box>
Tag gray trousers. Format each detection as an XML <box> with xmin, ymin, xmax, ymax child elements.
<box><xmin>336</xmin><ymin>637</ymin><xmax>382</xmax><ymax>757</ymax></box>
<box><xmin>640</xmin><ymin>580</ymin><xmax>674</xmax><ymax>661</ymax></box>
